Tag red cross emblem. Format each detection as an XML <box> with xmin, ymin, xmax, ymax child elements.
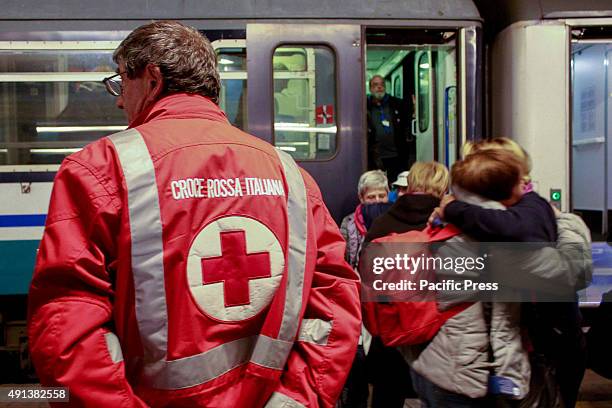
<box><xmin>316</xmin><ymin>104</ymin><xmax>334</xmax><ymax>125</ymax></box>
<box><xmin>201</xmin><ymin>230</ymin><xmax>271</xmax><ymax>307</ymax></box>
<box><xmin>187</xmin><ymin>215</ymin><xmax>284</xmax><ymax>322</ymax></box>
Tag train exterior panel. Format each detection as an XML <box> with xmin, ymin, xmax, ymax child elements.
<box><xmin>0</xmin><ymin>168</ymin><xmax>55</xmax><ymax>295</ymax></box>
<box><xmin>491</xmin><ymin>20</ymin><xmax>570</xmax><ymax>211</ymax></box>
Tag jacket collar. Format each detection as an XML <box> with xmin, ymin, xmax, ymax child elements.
<box><xmin>388</xmin><ymin>194</ymin><xmax>440</xmax><ymax>224</ymax></box>
<box><xmin>452</xmin><ymin>185</ymin><xmax>506</xmax><ymax>210</ymax></box>
<box><xmin>129</xmin><ymin>93</ymin><xmax>229</xmax><ymax>128</ymax></box>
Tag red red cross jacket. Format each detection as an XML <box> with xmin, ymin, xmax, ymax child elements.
<box><xmin>28</xmin><ymin>93</ymin><xmax>361</xmax><ymax>407</ymax></box>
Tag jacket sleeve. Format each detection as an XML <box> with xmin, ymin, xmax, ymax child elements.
<box><xmin>444</xmin><ymin>200</ymin><xmax>530</xmax><ymax>241</ymax></box>
<box><xmin>27</xmin><ymin>157</ymin><xmax>146</xmax><ymax>407</ymax></box>
<box><xmin>488</xmin><ymin>214</ymin><xmax>592</xmax><ymax>297</ymax></box>
<box><xmin>555</xmin><ymin>212</ymin><xmax>592</xmax><ymax>291</ymax></box>
<box><xmin>266</xmin><ymin>174</ymin><xmax>361</xmax><ymax>408</ymax></box>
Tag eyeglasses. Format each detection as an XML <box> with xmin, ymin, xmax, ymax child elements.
<box><xmin>102</xmin><ymin>71</ymin><xmax>125</xmax><ymax>97</ymax></box>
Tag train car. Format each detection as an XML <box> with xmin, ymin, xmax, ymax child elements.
<box><xmin>0</xmin><ymin>0</ymin><xmax>483</xmax><ymax>380</ymax></box>
<box><xmin>476</xmin><ymin>0</ymin><xmax>612</xmax><ymax>307</ymax></box>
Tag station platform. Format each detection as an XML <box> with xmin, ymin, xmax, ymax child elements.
<box><xmin>2</xmin><ymin>372</ymin><xmax>611</xmax><ymax>407</ymax></box>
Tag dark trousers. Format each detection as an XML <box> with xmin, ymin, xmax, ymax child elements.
<box><xmin>525</xmin><ymin>302</ymin><xmax>587</xmax><ymax>408</ymax></box>
<box><xmin>410</xmin><ymin>370</ymin><xmax>522</xmax><ymax>408</ymax></box>
<box><xmin>338</xmin><ymin>346</ymin><xmax>368</xmax><ymax>408</ymax></box>
<box><xmin>410</xmin><ymin>369</ymin><xmax>485</xmax><ymax>408</ymax></box>
<box><xmin>552</xmin><ymin>328</ymin><xmax>587</xmax><ymax>408</ymax></box>
<box><xmin>366</xmin><ymin>337</ymin><xmax>415</xmax><ymax>408</ymax></box>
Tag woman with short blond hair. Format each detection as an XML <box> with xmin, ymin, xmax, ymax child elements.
<box><xmin>366</xmin><ymin>162</ymin><xmax>448</xmax><ymax>240</ymax></box>
<box><xmin>406</xmin><ymin>161</ymin><xmax>450</xmax><ymax>199</ymax></box>
<box><xmin>363</xmin><ymin>162</ymin><xmax>450</xmax><ymax>408</ymax></box>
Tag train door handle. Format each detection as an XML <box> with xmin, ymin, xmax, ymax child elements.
<box><xmin>411</xmin><ymin>118</ymin><xmax>417</xmax><ymax>137</ymax></box>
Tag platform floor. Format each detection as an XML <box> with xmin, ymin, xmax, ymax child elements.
<box><xmin>577</xmin><ymin>370</ymin><xmax>612</xmax><ymax>407</ymax></box>
<box><xmin>399</xmin><ymin>370</ymin><xmax>612</xmax><ymax>407</ymax></box>
<box><xmin>1</xmin><ymin>370</ymin><xmax>612</xmax><ymax>407</ymax></box>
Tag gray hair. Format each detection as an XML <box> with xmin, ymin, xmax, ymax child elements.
<box><xmin>357</xmin><ymin>170</ymin><xmax>389</xmax><ymax>198</ymax></box>
<box><xmin>369</xmin><ymin>75</ymin><xmax>384</xmax><ymax>88</ymax></box>
<box><xmin>113</xmin><ymin>20</ymin><xmax>221</xmax><ymax>104</ymax></box>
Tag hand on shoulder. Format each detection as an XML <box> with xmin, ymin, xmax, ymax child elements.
<box><xmin>427</xmin><ymin>194</ymin><xmax>455</xmax><ymax>226</ymax></box>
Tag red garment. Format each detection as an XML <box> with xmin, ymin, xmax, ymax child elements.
<box><xmin>28</xmin><ymin>93</ymin><xmax>361</xmax><ymax>407</ymax></box>
<box><xmin>353</xmin><ymin>204</ymin><xmax>367</xmax><ymax>236</ymax></box>
<box><xmin>361</xmin><ymin>224</ymin><xmax>470</xmax><ymax>347</ymax></box>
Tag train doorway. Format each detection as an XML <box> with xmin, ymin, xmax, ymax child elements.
<box><xmin>365</xmin><ymin>28</ymin><xmax>458</xmax><ymax>176</ymax></box>
<box><xmin>571</xmin><ymin>32</ymin><xmax>612</xmax><ymax>241</ymax></box>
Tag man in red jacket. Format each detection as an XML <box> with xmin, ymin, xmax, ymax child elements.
<box><xmin>28</xmin><ymin>20</ymin><xmax>361</xmax><ymax>407</ymax></box>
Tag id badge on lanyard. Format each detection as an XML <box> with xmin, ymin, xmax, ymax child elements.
<box><xmin>379</xmin><ymin>107</ymin><xmax>391</xmax><ymax>133</ymax></box>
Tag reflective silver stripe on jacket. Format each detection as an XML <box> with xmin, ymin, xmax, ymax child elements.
<box><xmin>274</xmin><ymin>149</ymin><xmax>307</xmax><ymax>342</ymax></box>
<box><xmin>297</xmin><ymin>318</ymin><xmax>332</xmax><ymax>346</ymax></box>
<box><xmin>104</xmin><ymin>332</ymin><xmax>124</xmax><ymax>363</ymax></box>
<box><xmin>109</xmin><ymin>129</ymin><xmax>168</xmax><ymax>362</ymax></box>
<box><xmin>250</xmin><ymin>334</ymin><xmax>293</xmax><ymax>370</ymax></box>
<box><xmin>144</xmin><ymin>336</ymin><xmax>257</xmax><ymax>389</ymax></box>
<box><xmin>111</xmin><ymin>131</ymin><xmax>308</xmax><ymax>389</ymax></box>
<box><xmin>265</xmin><ymin>392</ymin><xmax>306</xmax><ymax>408</ymax></box>
<box><xmin>248</xmin><ymin>149</ymin><xmax>308</xmax><ymax>371</ymax></box>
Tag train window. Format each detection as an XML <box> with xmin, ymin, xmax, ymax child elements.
<box><xmin>215</xmin><ymin>40</ymin><xmax>247</xmax><ymax>130</ymax></box>
<box><xmin>417</xmin><ymin>52</ymin><xmax>430</xmax><ymax>133</ymax></box>
<box><xmin>393</xmin><ymin>75</ymin><xmax>402</xmax><ymax>98</ymax></box>
<box><xmin>272</xmin><ymin>46</ymin><xmax>336</xmax><ymax>160</ymax></box>
<box><xmin>571</xmin><ymin>41</ymin><xmax>612</xmax><ymax>240</ymax></box>
<box><xmin>0</xmin><ymin>41</ymin><xmax>126</xmax><ymax>165</ymax></box>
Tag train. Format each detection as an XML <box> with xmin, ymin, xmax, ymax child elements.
<box><xmin>477</xmin><ymin>0</ymin><xmax>612</xmax><ymax>307</ymax></box>
<box><xmin>0</xmin><ymin>0</ymin><xmax>610</xmax><ymax>381</ymax></box>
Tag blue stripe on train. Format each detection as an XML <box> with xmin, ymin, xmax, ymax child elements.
<box><xmin>592</xmin><ymin>242</ymin><xmax>612</xmax><ymax>268</ymax></box>
<box><xmin>592</xmin><ymin>274</ymin><xmax>612</xmax><ymax>285</ymax></box>
<box><xmin>0</xmin><ymin>214</ymin><xmax>47</xmax><ymax>227</ymax></box>
<box><xmin>0</xmin><ymin>171</ymin><xmax>56</xmax><ymax>183</ymax></box>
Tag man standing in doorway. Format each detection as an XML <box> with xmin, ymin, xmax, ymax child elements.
<box><xmin>28</xmin><ymin>20</ymin><xmax>361</xmax><ymax>408</ymax></box>
<box><xmin>367</xmin><ymin>75</ymin><xmax>415</xmax><ymax>184</ymax></box>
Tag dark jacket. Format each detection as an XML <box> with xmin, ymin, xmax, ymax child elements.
<box><xmin>366</xmin><ymin>95</ymin><xmax>414</xmax><ymax>170</ymax></box>
<box><xmin>444</xmin><ymin>191</ymin><xmax>557</xmax><ymax>242</ymax></box>
<box><xmin>365</xmin><ymin>194</ymin><xmax>439</xmax><ymax>242</ymax></box>
<box><xmin>361</xmin><ymin>194</ymin><xmax>437</xmax><ymax>405</ymax></box>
